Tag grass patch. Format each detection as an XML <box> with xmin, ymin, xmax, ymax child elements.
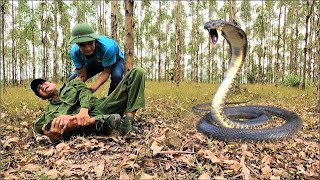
<box><xmin>1</xmin><ymin>81</ymin><xmax>317</xmax><ymax>128</ymax></box>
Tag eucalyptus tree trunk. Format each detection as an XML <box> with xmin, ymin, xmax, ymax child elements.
<box><xmin>229</xmin><ymin>0</ymin><xmax>237</xmax><ymax>25</ymax></box>
<box><xmin>111</xmin><ymin>1</ymin><xmax>119</xmax><ymax>43</ymax></box>
<box><xmin>134</xmin><ymin>3</ymin><xmax>140</xmax><ymax>68</ymax></box>
<box><xmin>53</xmin><ymin>0</ymin><xmax>58</xmax><ymax>83</ymax></box>
<box><xmin>124</xmin><ymin>0</ymin><xmax>134</xmax><ymax>73</ymax></box>
<box><xmin>229</xmin><ymin>0</ymin><xmax>241</xmax><ymax>88</ymax></box>
<box><xmin>307</xmin><ymin>0</ymin><xmax>315</xmax><ymax>81</ymax></box>
<box><xmin>291</xmin><ymin>1</ymin><xmax>299</xmax><ymax>76</ymax></box>
<box><xmin>174</xmin><ymin>1</ymin><xmax>182</xmax><ymax>86</ymax></box>
<box><xmin>275</xmin><ymin>5</ymin><xmax>282</xmax><ymax>84</ymax></box>
<box><xmin>240</xmin><ymin>0</ymin><xmax>252</xmax><ymax>83</ymax></box>
<box><xmin>99</xmin><ymin>0</ymin><xmax>107</xmax><ymax>36</ymax></box>
<box><xmin>301</xmin><ymin>0</ymin><xmax>314</xmax><ymax>89</ymax></box>
<box><xmin>164</xmin><ymin>22</ymin><xmax>169</xmax><ymax>81</ymax></box>
<box><xmin>31</xmin><ymin>0</ymin><xmax>36</xmax><ymax>80</ymax></box>
<box><xmin>11</xmin><ymin>0</ymin><xmax>17</xmax><ymax>85</ymax></box>
<box><xmin>1</xmin><ymin>0</ymin><xmax>6</xmax><ymax>88</ymax></box>
<box><xmin>157</xmin><ymin>0</ymin><xmax>161</xmax><ymax>82</ymax></box>
<box><xmin>316</xmin><ymin>16</ymin><xmax>320</xmax><ymax>113</ymax></box>
<box><xmin>281</xmin><ymin>6</ymin><xmax>287</xmax><ymax>82</ymax></box>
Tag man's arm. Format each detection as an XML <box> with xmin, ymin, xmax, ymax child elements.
<box><xmin>90</xmin><ymin>67</ymin><xmax>112</xmax><ymax>93</ymax></box>
<box><xmin>75</xmin><ymin>66</ymin><xmax>88</xmax><ymax>82</ymax></box>
<box><xmin>42</xmin><ymin>115</ymin><xmax>96</xmax><ymax>141</ymax></box>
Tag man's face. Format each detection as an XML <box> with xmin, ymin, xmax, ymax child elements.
<box><xmin>77</xmin><ymin>40</ymin><xmax>96</xmax><ymax>56</ymax></box>
<box><xmin>37</xmin><ymin>81</ymin><xmax>58</xmax><ymax>100</ymax></box>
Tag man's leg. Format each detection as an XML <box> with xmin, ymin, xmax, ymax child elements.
<box><xmin>96</xmin><ymin>67</ymin><xmax>145</xmax><ymax>134</ymax></box>
<box><xmin>61</xmin><ymin>114</ymin><xmax>122</xmax><ymax>140</ymax></box>
<box><xmin>109</xmin><ymin>59</ymin><xmax>124</xmax><ymax>95</ymax></box>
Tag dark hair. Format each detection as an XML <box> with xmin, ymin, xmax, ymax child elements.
<box><xmin>30</xmin><ymin>78</ymin><xmax>46</xmax><ymax>97</ymax></box>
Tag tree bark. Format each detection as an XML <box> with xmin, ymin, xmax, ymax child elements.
<box><xmin>31</xmin><ymin>1</ymin><xmax>36</xmax><ymax>80</ymax></box>
<box><xmin>111</xmin><ymin>1</ymin><xmax>119</xmax><ymax>43</ymax></box>
<box><xmin>174</xmin><ymin>1</ymin><xmax>182</xmax><ymax>86</ymax></box>
<box><xmin>11</xmin><ymin>0</ymin><xmax>17</xmax><ymax>85</ymax></box>
<box><xmin>124</xmin><ymin>0</ymin><xmax>134</xmax><ymax>73</ymax></box>
<box><xmin>282</xmin><ymin>6</ymin><xmax>287</xmax><ymax>82</ymax></box>
<box><xmin>53</xmin><ymin>0</ymin><xmax>58</xmax><ymax>83</ymax></box>
<box><xmin>301</xmin><ymin>0</ymin><xmax>314</xmax><ymax>89</ymax></box>
<box><xmin>157</xmin><ymin>0</ymin><xmax>161</xmax><ymax>82</ymax></box>
<box><xmin>1</xmin><ymin>0</ymin><xmax>6</xmax><ymax>88</ymax></box>
<box><xmin>316</xmin><ymin>16</ymin><xmax>320</xmax><ymax>113</ymax></box>
<box><xmin>275</xmin><ymin>5</ymin><xmax>282</xmax><ymax>84</ymax></box>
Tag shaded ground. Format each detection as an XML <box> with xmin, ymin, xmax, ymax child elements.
<box><xmin>1</xmin><ymin>83</ymin><xmax>319</xmax><ymax>179</ymax></box>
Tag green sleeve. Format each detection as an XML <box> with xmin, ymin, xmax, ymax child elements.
<box><xmin>72</xmin><ymin>80</ymin><xmax>94</xmax><ymax>109</ymax></box>
<box><xmin>33</xmin><ymin>113</ymin><xmax>46</xmax><ymax>134</ymax></box>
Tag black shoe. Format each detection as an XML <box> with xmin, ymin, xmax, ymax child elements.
<box><xmin>95</xmin><ymin>114</ymin><xmax>121</xmax><ymax>134</ymax></box>
<box><xmin>118</xmin><ymin>116</ymin><xmax>136</xmax><ymax>135</ymax></box>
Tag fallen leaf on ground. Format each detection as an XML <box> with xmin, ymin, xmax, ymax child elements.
<box><xmin>140</xmin><ymin>172</ymin><xmax>157</xmax><ymax>180</ymax></box>
<box><xmin>150</xmin><ymin>141</ymin><xmax>163</xmax><ymax>156</ymax></box>
<box><xmin>240</xmin><ymin>155</ymin><xmax>252</xmax><ymax>180</ymax></box>
<box><xmin>119</xmin><ymin>169</ymin><xmax>130</xmax><ymax>180</ymax></box>
<box><xmin>21</xmin><ymin>164</ymin><xmax>42</xmax><ymax>172</ymax></box>
<box><xmin>3</xmin><ymin>137</ymin><xmax>20</xmax><ymax>149</ymax></box>
<box><xmin>45</xmin><ymin>169</ymin><xmax>60</xmax><ymax>179</ymax></box>
<box><xmin>204</xmin><ymin>150</ymin><xmax>221</xmax><ymax>163</ymax></box>
<box><xmin>198</xmin><ymin>172</ymin><xmax>211</xmax><ymax>180</ymax></box>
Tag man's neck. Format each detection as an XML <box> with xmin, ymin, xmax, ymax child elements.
<box><xmin>51</xmin><ymin>96</ymin><xmax>60</xmax><ymax>102</ymax></box>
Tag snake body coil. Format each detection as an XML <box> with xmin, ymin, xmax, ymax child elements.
<box><xmin>195</xmin><ymin>20</ymin><xmax>303</xmax><ymax>141</ymax></box>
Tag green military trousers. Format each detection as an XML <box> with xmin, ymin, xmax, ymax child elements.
<box><xmin>94</xmin><ymin>67</ymin><xmax>145</xmax><ymax>116</ymax></box>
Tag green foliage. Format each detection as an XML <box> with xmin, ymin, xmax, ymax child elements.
<box><xmin>283</xmin><ymin>74</ymin><xmax>301</xmax><ymax>87</ymax></box>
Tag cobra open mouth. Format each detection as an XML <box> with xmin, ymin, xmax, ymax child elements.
<box><xmin>209</xmin><ymin>29</ymin><xmax>218</xmax><ymax>46</ymax></box>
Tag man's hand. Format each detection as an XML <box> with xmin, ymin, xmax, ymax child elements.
<box><xmin>42</xmin><ymin>117</ymin><xmax>69</xmax><ymax>141</ymax></box>
<box><xmin>74</xmin><ymin>108</ymin><xmax>91</xmax><ymax>127</ymax></box>
<box><xmin>88</xmin><ymin>86</ymin><xmax>97</xmax><ymax>93</ymax></box>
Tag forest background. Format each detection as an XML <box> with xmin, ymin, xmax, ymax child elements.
<box><xmin>0</xmin><ymin>0</ymin><xmax>319</xmax><ymax>179</ymax></box>
<box><xmin>0</xmin><ymin>0</ymin><xmax>318</xmax><ymax>88</ymax></box>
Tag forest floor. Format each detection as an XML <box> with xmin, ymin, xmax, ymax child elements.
<box><xmin>1</xmin><ymin>81</ymin><xmax>319</xmax><ymax>179</ymax></box>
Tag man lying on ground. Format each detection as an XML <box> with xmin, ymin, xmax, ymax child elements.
<box><xmin>31</xmin><ymin>68</ymin><xmax>145</xmax><ymax>142</ymax></box>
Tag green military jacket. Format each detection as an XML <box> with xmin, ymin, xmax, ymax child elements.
<box><xmin>34</xmin><ymin>67</ymin><xmax>146</xmax><ymax>134</ymax></box>
<box><xmin>33</xmin><ymin>79</ymin><xmax>102</xmax><ymax>134</ymax></box>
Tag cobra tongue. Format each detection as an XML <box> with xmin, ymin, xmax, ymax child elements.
<box><xmin>212</xmin><ymin>36</ymin><xmax>218</xmax><ymax>46</ymax></box>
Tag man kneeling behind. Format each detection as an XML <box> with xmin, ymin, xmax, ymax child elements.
<box><xmin>31</xmin><ymin>68</ymin><xmax>145</xmax><ymax>142</ymax></box>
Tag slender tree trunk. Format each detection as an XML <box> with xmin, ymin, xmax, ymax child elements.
<box><xmin>157</xmin><ymin>0</ymin><xmax>161</xmax><ymax>82</ymax></box>
<box><xmin>230</xmin><ymin>0</ymin><xmax>237</xmax><ymax>25</ymax></box>
<box><xmin>111</xmin><ymin>1</ymin><xmax>119</xmax><ymax>43</ymax></box>
<box><xmin>31</xmin><ymin>1</ymin><xmax>36</xmax><ymax>80</ymax></box>
<box><xmin>275</xmin><ymin>6</ymin><xmax>282</xmax><ymax>84</ymax></box>
<box><xmin>165</xmin><ymin>22</ymin><xmax>168</xmax><ymax>80</ymax></box>
<box><xmin>293</xmin><ymin>1</ymin><xmax>299</xmax><ymax>75</ymax></box>
<box><xmin>301</xmin><ymin>0</ymin><xmax>314</xmax><ymax>89</ymax></box>
<box><xmin>11</xmin><ymin>0</ymin><xmax>17</xmax><ymax>85</ymax></box>
<box><xmin>124</xmin><ymin>0</ymin><xmax>134</xmax><ymax>73</ymax></box>
<box><xmin>316</xmin><ymin>16</ymin><xmax>320</xmax><ymax>113</ymax></box>
<box><xmin>41</xmin><ymin>3</ymin><xmax>45</xmax><ymax>78</ymax></box>
<box><xmin>53</xmin><ymin>0</ymin><xmax>58</xmax><ymax>83</ymax></box>
<box><xmin>174</xmin><ymin>1</ymin><xmax>182</xmax><ymax>86</ymax></box>
<box><xmin>98</xmin><ymin>0</ymin><xmax>102</xmax><ymax>34</ymax></box>
<box><xmin>1</xmin><ymin>0</ymin><xmax>6</xmax><ymax>88</ymax></box>
<box><xmin>199</xmin><ymin>43</ymin><xmax>203</xmax><ymax>82</ymax></box>
<box><xmin>307</xmin><ymin>0</ymin><xmax>315</xmax><ymax>81</ymax></box>
<box><xmin>282</xmin><ymin>6</ymin><xmax>287</xmax><ymax>82</ymax></box>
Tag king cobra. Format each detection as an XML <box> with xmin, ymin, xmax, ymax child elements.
<box><xmin>194</xmin><ymin>20</ymin><xmax>303</xmax><ymax>141</ymax></box>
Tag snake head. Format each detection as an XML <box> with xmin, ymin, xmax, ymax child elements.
<box><xmin>204</xmin><ymin>20</ymin><xmax>247</xmax><ymax>49</ymax></box>
<box><xmin>204</xmin><ymin>20</ymin><xmax>225</xmax><ymax>47</ymax></box>
<box><xmin>208</xmin><ymin>28</ymin><xmax>219</xmax><ymax>46</ymax></box>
